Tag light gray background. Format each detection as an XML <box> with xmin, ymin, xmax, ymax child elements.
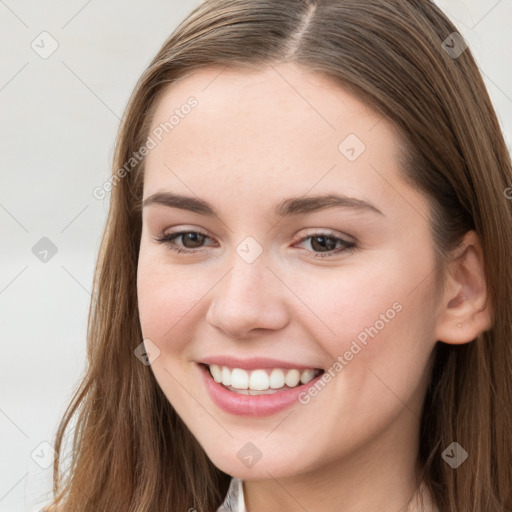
<box><xmin>1</xmin><ymin>1</ymin><xmax>511</xmax><ymax>510</ymax></box>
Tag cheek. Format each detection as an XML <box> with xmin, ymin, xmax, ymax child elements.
<box><xmin>295</xmin><ymin>256</ymin><xmax>436</xmax><ymax>395</ymax></box>
<box><xmin>136</xmin><ymin>251</ymin><xmax>206</xmax><ymax>348</ymax></box>
<box><xmin>288</xmin><ymin>259</ymin><xmax>408</xmax><ymax>347</ymax></box>
<box><xmin>277</xmin><ymin>265</ymin><xmax>436</xmax><ymax>458</ymax></box>
<box><xmin>136</xmin><ymin>253</ymin><xmax>209</xmax><ymax>409</ymax></box>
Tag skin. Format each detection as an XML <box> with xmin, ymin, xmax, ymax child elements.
<box><xmin>136</xmin><ymin>62</ymin><xmax>491</xmax><ymax>512</ymax></box>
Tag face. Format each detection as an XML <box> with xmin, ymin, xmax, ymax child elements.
<box><xmin>137</xmin><ymin>62</ymin><xmax>441</xmax><ymax>480</ymax></box>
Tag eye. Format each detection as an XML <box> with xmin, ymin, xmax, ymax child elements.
<box><xmin>153</xmin><ymin>229</ymin><xmax>356</xmax><ymax>258</ymax></box>
<box><xmin>153</xmin><ymin>230</ymin><xmax>216</xmax><ymax>254</ymax></box>
<box><xmin>293</xmin><ymin>231</ymin><xmax>356</xmax><ymax>258</ymax></box>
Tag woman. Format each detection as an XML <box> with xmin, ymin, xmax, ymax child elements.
<box><xmin>44</xmin><ymin>1</ymin><xmax>512</xmax><ymax>511</ymax></box>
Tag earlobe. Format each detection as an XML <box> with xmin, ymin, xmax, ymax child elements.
<box><xmin>434</xmin><ymin>230</ymin><xmax>493</xmax><ymax>345</ymax></box>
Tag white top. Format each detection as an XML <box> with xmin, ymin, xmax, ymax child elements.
<box><xmin>217</xmin><ymin>477</ymin><xmax>246</xmax><ymax>512</ymax></box>
<box><xmin>216</xmin><ymin>477</ymin><xmax>440</xmax><ymax>512</ymax></box>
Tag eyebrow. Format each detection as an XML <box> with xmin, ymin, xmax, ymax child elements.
<box><xmin>142</xmin><ymin>191</ymin><xmax>384</xmax><ymax>217</ymax></box>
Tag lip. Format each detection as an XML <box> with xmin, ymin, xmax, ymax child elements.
<box><xmin>199</xmin><ymin>355</ymin><xmax>324</xmax><ymax>371</ymax></box>
<box><xmin>198</xmin><ymin>363</ymin><xmax>324</xmax><ymax>417</ymax></box>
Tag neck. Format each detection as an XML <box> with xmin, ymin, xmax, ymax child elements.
<box><xmin>242</xmin><ymin>411</ymin><xmax>437</xmax><ymax>512</ymax></box>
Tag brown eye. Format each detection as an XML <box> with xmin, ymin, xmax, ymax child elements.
<box><xmin>309</xmin><ymin>235</ymin><xmax>338</xmax><ymax>252</ymax></box>
<box><xmin>179</xmin><ymin>232</ymin><xmax>207</xmax><ymax>249</ymax></box>
<box><xmin>154</xmin><ymin>230</ymin><xmax>215</xmax><ymax>254</ymax></box>
<box><xmin>295</xmin><ymin>232</ymin><xmax>356</xmax><ymax>258</ymax></box>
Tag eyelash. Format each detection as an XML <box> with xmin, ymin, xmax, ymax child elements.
<box><xmin>153</xmin><ymin>230</ymin><xmax>357</xmax><ymax>258</ymax></box>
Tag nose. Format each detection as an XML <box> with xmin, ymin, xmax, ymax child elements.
<box><xmin>206</xmin><ymin>256</ymin><xmax>290</xmax><ymax>339</ymax></box>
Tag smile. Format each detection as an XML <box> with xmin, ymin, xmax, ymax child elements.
<box><xmin>207</xmin><ymin>364</ymin><xmax>322</xmax><ymax>395</ymax></box>
<box><xmin>198</xmin><ymin>362</ymin><xmax>325</xmax><ymax>416</ymax></box>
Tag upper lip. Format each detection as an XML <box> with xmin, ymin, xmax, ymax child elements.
<box><xmin>198</xmin><ymin>356</ymin><xmax>324</xmax><ymax>371</ymax></box>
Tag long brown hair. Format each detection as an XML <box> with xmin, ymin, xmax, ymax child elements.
<box><xmin>44</xmin><ymin>1</ymin><xmax>512</xmax><ymax>510</ymax></box>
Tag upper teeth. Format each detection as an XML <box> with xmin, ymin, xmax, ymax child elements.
<box><xmin>208</xmin><ymin>364</ymin><xmax>320</xmax><ymax>390</ymax></box>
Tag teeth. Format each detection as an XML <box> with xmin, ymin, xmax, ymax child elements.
<box><xmin>231</xmin><ymin>368</ymin><xmax>249</xmax><ymax>389</ymax></box>
<box><xmin>249</xmin><ymin>369</ymin><xmax>269</xmax><ymax>390</ymax></box>
<box><xmin>284</xmin><ymin>369</ymin><xmax>300</xmax><ymax>387</ymax></box>
<box><xmin>207</xmin><ymin>364</ymin><xmax>321</xmax><ymax>392</ymax></box>
<box><xmin>299</xmin><ymin>368</ymin><xmax>317</xmax><ymax>384</ymax></box>
<box><xmin>221</xmin><ymin>366</ymin><xmax>231</xmax><ymax>386</ymax></box>
<box><xmin>269</xmin><ymin>368</ymin><xmax>285</xmax><ymax>389</ymax></box>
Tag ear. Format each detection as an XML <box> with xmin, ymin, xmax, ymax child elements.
<box><xmin>434</xmin><ymin>230</ymin><xmax>493</xmax><ymax>345</ymax></box>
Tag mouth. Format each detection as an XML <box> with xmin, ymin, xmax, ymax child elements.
<box><xmin>200</xmin><ymin>363</ymin><xmax>325</xmax><ymax>395</ymax></box>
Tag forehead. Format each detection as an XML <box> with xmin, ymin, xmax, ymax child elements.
<box><xmin>142</xmin><ymin>63</ymin><xmax>426</xmax><ymax>222</ymax></box>
<box><xmin>148</xmin><ymin>63</ymin><xmax>384</xmax><ymax>141</ymax></box>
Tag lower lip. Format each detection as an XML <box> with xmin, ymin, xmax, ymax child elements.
<box><xmin>198</xmin><ymin>363</ymin><xmax>324</xmax><ymax>417</ymax></box>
